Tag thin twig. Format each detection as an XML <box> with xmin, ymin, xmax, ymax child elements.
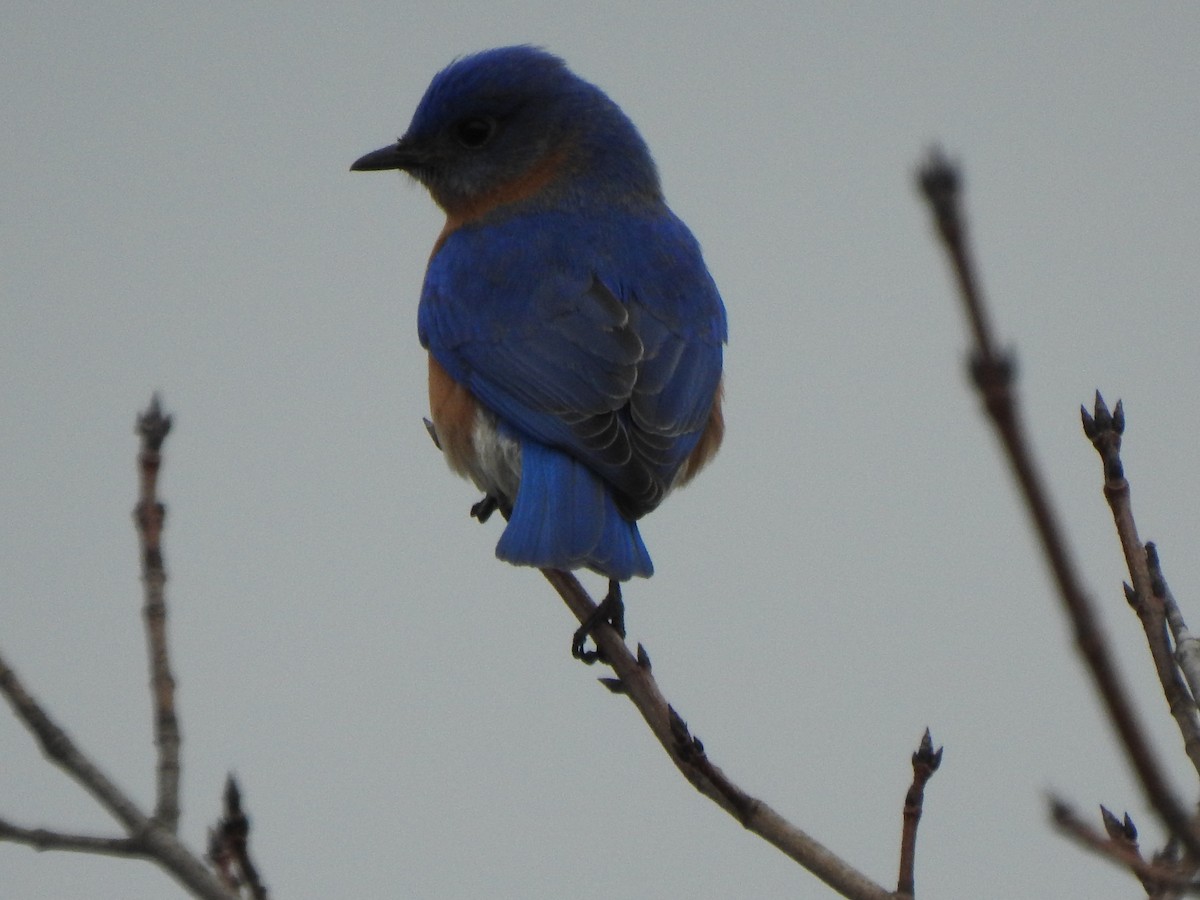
<box><xmin>1098</xmin><ymin>803</ymin><xmax>1164</xmax><ymax>898</ymax></box>
<box><xmin>917</xmin><ymin>149</ymin><xmax>1200</xmax><ymax>859</ymax></box>
<box><xmin>207</xmin><ymin>776</ymin><xmax>268</xmax><ymax>900</ymax></box>
<box><xmin>1050</xmin><ymin>797</ymin><xmax>1200</xmax><ymax>895</ymax></box>
<box><xmin>0</xmin><ymin>647</ymin><xmax>235</xmax><ymax>899</ymax></box>
<box><xmin>0</xmin><ymin>650</ymin><xmax>157</xmax><ymax>838</ymax></box>
<box><xmin>540</xmin><ymin>568</ymin><xmax>893</xmax><ymax>900</ymax></box>
<box><xmin>0</xmin><ymin>397</ymin><xmax>237</xmax><ymax>899</ymax></box>
<box><xmin>0</xmin><ymin>818</ymin><xmax>145</xmax><ymax>858</ymax></box>
<box><xmin>1081</xmin><ymin>398</ymin><xmax>1200</xmax><ymax>781</ymax></box>
<box><xmin>896</xmin><ymin>729</ymin><xmax>942</xmax><ymax>897</ymax></box>
<box><xmin>135</xmin><ymin>394</ymin><xmax>182</xmax><ymax>830</ymax></box>
<box><xmin>1148</xmin><ymin>544</ymin><xmax>1200</xmax><ymax>713</ymax></box>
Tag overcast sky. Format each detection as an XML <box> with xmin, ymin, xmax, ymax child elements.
<box><xmin>3</xmin><ymin>3</ymin><xmax>1199</xmax><ymax>898</ymax></box>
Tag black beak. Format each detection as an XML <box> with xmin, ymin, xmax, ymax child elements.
<box><xmin>351</xmin><ymin>140</ymin><xmax>423</xmax><ymax>172</ymax></box>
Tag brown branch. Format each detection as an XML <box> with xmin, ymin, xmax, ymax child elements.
<box><xmin>1149</xmin><ymin>543</ymin><xmax>1200</xmax><ymax>711</ymax></box>
<box><xmin>540</xmin><ymin>568</ymin><xmax>894</xmax><ymax>900</ymax></box>
<box><xmin>896</xmin><ymin>729</ymin><xmax>942</xmax><ymax>897</ymax></box>
<box><xmin>1050</xmin><ymin>797</ymin><xmax>1200</xmax><ymax>895</ymax></box>
<box><xmin>0</xmin><ymin>397</ymin><xmax>239</xmax><ymax>899</ymax></box>
<box><xmin>1081</xmin><ymin>399</ymin><xmax>1200</xmax><ymax>783</ymax></box>
<box><xmin>0</xmin><ymin>818</ymin><xmax>145</xmax><ymax>858</ymax></box>
<box><xmin>207</xmin><ymin>776</ymin><xmax>268</xmax><ymax>900</ymax></box>
<box><xmin>917</xmin><ymin>149</ymin><xmax>1200</xmax><ymax>859</ymax></box>
<box><xmin>0</xmin><ymin>647</ymin><xmax>235</xmax><ymax>899</ymax></box>
<box><xmin>0</xmin><ymin>649</ymin><xmax>156</xmax><ymax>837</ymax></box>
<box><xmin>135</xmin><ymin>394</ymin><xmax>182</xmax><ymax>830</ymax></box>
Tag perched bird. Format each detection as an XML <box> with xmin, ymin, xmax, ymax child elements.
<box><xmin>352</xmin><ymin>46</ymin><xmax>726</xmax><ymax>608</ymax></box>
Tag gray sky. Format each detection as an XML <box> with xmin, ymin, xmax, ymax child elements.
<box><xmin>3</xmin><ymin>3</ymin><xmax>1199</xmax><ymax>898</ymax></box>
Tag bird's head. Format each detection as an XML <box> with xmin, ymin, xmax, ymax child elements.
<box><xmin>352</xmin><ymin>46</ymin><xmax>661</xmax><ymax>217</ymax></box>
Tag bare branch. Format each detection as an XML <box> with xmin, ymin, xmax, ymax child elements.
<box><xmin>0</xmin><ymin>647</ymin><xmax>235</xmax><ymax>899</ymax></box>
<box><xmin>1050</xmin><ymin>798</ymin><xmax>1200</xmax><ymax>895</ymax></box>
<box><xmin>207</xmin><ymin>776</ymin><xmax>268</xmax><ymax>900</ymax></box>
<box><xmin>1082</xmin><ymin>397</ymin><xmax>1200</xmax><ymax>781</ymax></box>
<box><xmin>0</xmin><ymin>818</ymin><xmax>145</xmax><ymax>858</ymax></box>
<box><xmin>134</xmin><ymin>394</ymin><xmax>182</xmax><ymax>830</ymax></box>
<box><xmin>540</xmin><ymin>568</ymin><xmax>893</xmax><ymax>900</ymax></box>
<box><xmin>897</xmin><ymin>729</ymin><xmax>942</xmax><ymax>897</ymax></box>
<box><xmin>0</xmin><ymin>649</ymin><xmax>151</xmax><ymax>838</ymax></box>
<box><xmin>0</xmin><ymin>396</ymin><xmax>239</xmax><ymax>899</ymax></box>
<box><xmin>917</xmin><ymin>149</ymin><xmax>1200</xmax><ymax>858</ymax></box>
<box><xmin>1148</xmin><ymin>543</ymin><xmax>1200</xmax><ymax>712</ymax></box>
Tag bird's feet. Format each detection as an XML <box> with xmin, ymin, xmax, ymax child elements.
<box><xmin>572</xmin><ymin>580</ymin><xmax>625</xmax><ymax>665</ymax></box>
<box><xmin>470</xmin><ymin>494</ymin><xmax>500</xmax><ymax>522</ymax></box>
<box><xmin>470</xmin><ymin>493</ymin><xmax>511</xmax><ymax>523</ymax></box>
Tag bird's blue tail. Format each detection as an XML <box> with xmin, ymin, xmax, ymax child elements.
<box><xmin>496</xmin><ymin>440</ymin><xmax>653</xmax><ymax>580</ymax></box>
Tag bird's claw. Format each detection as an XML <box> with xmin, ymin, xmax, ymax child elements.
<box><xmin>572</xmin><ymin>580</ymin><xmax>625</xmax><ymax>664</ymax></box>
<box><xmin>471</xmin><ymin>494</ymin><xmax>499</xmax><ymax>522</ymax></box>
<box><xmin>470</xmin><ymin>493</ymin><xmax>511</xmax><ymax>523</ymax></box>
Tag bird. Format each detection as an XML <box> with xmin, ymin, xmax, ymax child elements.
<box><xmin>352</xmin><ymin>46</ymin><xmax>726</xmax><ymax>653</ymax></box>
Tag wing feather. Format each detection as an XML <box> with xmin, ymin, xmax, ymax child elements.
<box><xmin>418</xmin><ymin>209</ymin><xmax>725</xmax><ymax>518</ymax></box>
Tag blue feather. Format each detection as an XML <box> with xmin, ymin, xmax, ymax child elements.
<box><xmin>420</xmin><ymin>208</ymin><xmax>723</xmax><ymax>520</ymax></box>
<box><xmin>358</xmin><ymin>46</ymin><xmax>726</xmax><ymax>580</ymax></box>
<box><xmin>497</xmin><ymin>440</ymin><xmax>653</xmax><ymax>580</ymax></box>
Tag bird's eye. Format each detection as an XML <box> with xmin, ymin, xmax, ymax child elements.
<box><xmin>454</xmin><ymin>116</ymin><xmax>496</xmax><ymax>148</ymax></box>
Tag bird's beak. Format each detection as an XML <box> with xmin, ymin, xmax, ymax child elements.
<box><xmin>350</xmin><ymin>140</ymin><xmax>423</xmax><ymax>172</ymax></box>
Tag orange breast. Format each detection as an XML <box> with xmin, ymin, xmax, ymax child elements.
<box><xmin>431</xmin><ymin>147</ymin><xmax>569</xmax><ymax>257</ymax></box>
<box><xmin>427</xmin><ymin>354</ymin><xmax>480</xmax><ymax>477</ymax></box>
<box><xmin>676</xmin><ymin>380</ymin><xmax>725</xmax><ymax>486</ymax></box>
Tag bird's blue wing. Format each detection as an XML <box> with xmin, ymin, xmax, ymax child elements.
<box><xmin>419</xmin><ymin>208</ymin><xmax>725</xmax><ymax>517</ymax></box>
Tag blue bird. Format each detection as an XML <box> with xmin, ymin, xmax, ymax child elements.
<box><xmin>353</xmin><ymin>47</ymin><xmax>726</xmax><ymax>645</ymax></box>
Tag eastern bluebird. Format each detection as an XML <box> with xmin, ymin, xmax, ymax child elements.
<box><xmin>353</xmin><ymin>46</ymin><xmax>726</xmax><ymax>597</ymax></box>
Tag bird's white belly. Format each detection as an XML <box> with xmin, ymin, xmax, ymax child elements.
<box><xmin>466</xmin><ymin>407</ymin><xmax>522</xmax><ymax>505</ymax></box>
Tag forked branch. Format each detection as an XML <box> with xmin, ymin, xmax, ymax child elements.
<box><xmin>541</xmin><ymin>569</ymin><xmax>898</xmax><ymax>900</ymax></box>
<box><xmin>0</xmin><ymin>397</ymin><xmax>243</xmax><ymax>899</ymax></box>
<box><xmin>918</xmin><ymin>149</ymin><xmax>1200</xmax><ymax>861</ymax></box>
